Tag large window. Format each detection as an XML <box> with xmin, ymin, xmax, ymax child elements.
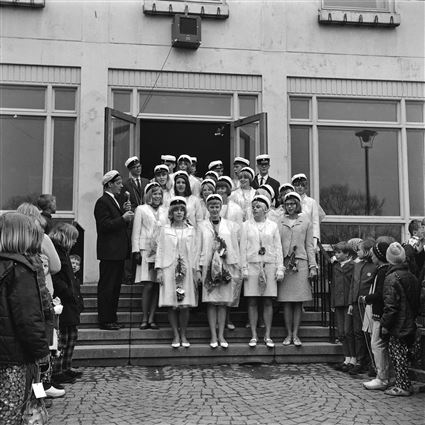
<box><xmin>322</xmin><ymin>0</ymin><xmax>390</xmax><ymax>11</ymax></box>
<box><xmin>290</xmin><ymin>95</ymin><xmax>424</xmax><ymax>243</ymax></box>
<box><xmin>0</xmin><ymin>85</ymin><xmax>77</xmax><ymax>212</ymax></box>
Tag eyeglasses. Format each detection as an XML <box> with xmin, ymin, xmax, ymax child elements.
<box><xmin>292</xmin><ymin>181</ymin><xmax>306</xmax><ymax>187</ymax></box>
<box><xmin>284</xmin><ymin>202</ymin><xmax>297</xmax><ymax>207</ymax></box>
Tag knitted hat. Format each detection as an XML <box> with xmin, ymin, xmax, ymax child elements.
<box><xmin>372</xmin><ymin>241</ymin><xmax>389</xmax><ymax>262</ymax></box>
<box><xmin>386</xmin><ymin>242</ymin><xmax>406</xmax><ymax>265</ymax></box>
<box><xmin>347</xmin><ymin>238</ymin><xmax>363</xmax><ymax>253</ymax></box>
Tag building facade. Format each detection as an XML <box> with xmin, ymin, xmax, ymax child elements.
<box><xmin>1</xmin><ymin>0</ymin><xmax>424</xmax><ymax>282</ymax></box>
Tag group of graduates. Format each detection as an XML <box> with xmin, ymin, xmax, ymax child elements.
<box><xmin>0</xmin><ymin>197</ymin><xmax>84</xmax><ymax>424</ymax></box>
<box><xmin>95</xmin><ymin>153</ymin><xmax>325</xmax><ymax>352</ymax></box>
<box><xmin>329</xmin><ymin>221</ymin><xmax>425</xmax><ymax>397</ymax></box>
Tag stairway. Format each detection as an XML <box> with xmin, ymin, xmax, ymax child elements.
<box><xmin>74</xmin><ymin>283</ymin><xmax>342</xmax><ymax>366</ymax></box>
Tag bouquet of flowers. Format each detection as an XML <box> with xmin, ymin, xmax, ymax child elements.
<box><xmin>258</xmin><ymin>263</ymin><xmax>267</xmax><ymax>295</ymax></box>
<box><xmin>205</xmin><ymin>232</ymin><xmax>232</xmax><ymax>293</ymax></box>
<box><xmin>284</xmin><ymin>246</ymin><xmax>298</xmax><ymax>273</ymax></box>
<box><xmin>175</xmin><ymin>255</ymin><xmax>186</xmax><ymax>302</ymax></box>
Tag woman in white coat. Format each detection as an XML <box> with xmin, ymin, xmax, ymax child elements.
<box><xmin>153</xmin><ymin>164</ymin><xmax>173</xmax><ymax>208</ymax></box>
<box><xmin>268</xmin><ymin>183</ymin><xmax>295</xmax><ymax>224</ymax></box>
<box><xmin>216</xmin><ymin>176</ymin><xmax>244</xmax><ymax>226</ymax></box>
<box><xmin>200</xmin><ymin>178</ymin><xmax>216</xmax><ymax>220</ymax></box>
<box><xmin>197</xmin><ymin>194</ymin><xmax>241</xmax><ymax>349</ymax></box>
<box><xmin>132</xmin><ymin>182</ymin><xmax>168</xmax><ymax>329</ymax></box>
<box><xmin>173</xmin><ymin>170</ymin><xmax>203</xmax><ymax>228</ymax></box>
<box><xmin>229</xmin><ymin>167</ymin><xmax>256</xmax><ymax>222</ymax></box>
<box><xmin>155</xmin><ymin>197</ymin><xmax>198</xmax><ymax>348</ymax></box>
<box><xmin>240</xmin><ymin>195</ymin><xmax>284</xmax><ymax>348</ymax></box>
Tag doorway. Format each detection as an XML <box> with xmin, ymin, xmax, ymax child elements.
<box><xmin>139</xmin><ymin>120</ymin><xmax>230</xmax><ymax>179</ymax></box>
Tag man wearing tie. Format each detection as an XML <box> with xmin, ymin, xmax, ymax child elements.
<box><xmin>120</xmin><ymin>156</ymin><xmax>149</xmax><ymax>211</ymax></box>
<box><xmin>252</xmin><ymin>154</ymin><xmax>280</xmax><ymax>204</ymax></box>
<box><xmin>94</xmin><ymin>170</ymin><xmax>134</xmax><ymax>330</ymax></box>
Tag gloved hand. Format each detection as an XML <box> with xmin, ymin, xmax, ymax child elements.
<box><xmin>276</xmin><ymin>270</ymin><xmax>285</xmax><ymax>282</ymax></box>
<box><xmin>54</xmin><ymin>304</ymin><xmax>63</xmax><ymax>315</ymax></box>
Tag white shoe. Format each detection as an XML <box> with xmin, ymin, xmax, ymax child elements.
<box><xmin>45</xmin><ymin>385</ymin><xmax>65</xmax><ymax>398</ymax></box>
<box><xmin>363</xmin><ymin>378</ymin><xmax>389</xmax><ymax>390</ymax></box>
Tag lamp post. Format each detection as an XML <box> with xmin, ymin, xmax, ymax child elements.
<box><xmin>355</xmin><ymin>130</ymin><xmax>377</xmax><ymax>215</ymax></box>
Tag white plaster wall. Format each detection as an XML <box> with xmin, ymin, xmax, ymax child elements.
<box><xmin>1</xmin><ymin>0</ymin><xmax>423</xmax><ymax>282</ymax></box>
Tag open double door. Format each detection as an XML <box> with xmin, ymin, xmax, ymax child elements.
<box><xmin>104</xmin><ymin>107</ymin><xmax>267</xmax><ymax>177</ymax></box>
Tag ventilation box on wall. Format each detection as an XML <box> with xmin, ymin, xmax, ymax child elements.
<box><xmin>172</xmin><ymin>14</ymin><xmax>201</xmax><ymax>49</ymax></box>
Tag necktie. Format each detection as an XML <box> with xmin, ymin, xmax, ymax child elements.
<box><xmin>260</xmin><ymin>177</ymin><xmax>264</xmax><ymax>186</ymax></box>
<box><xmin>136</xmin><ymin>178</ymin><xmax>141</xmax><ymax>193</ymax></box>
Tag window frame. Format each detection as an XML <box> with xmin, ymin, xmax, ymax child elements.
<box><xmin>0</xmin><ymin>83</ymin><xmax>79</xmax><ymax>216</ymax></box>
<box><xmin>321</xmin><ymin>0</ymin><xmax>392</xmax><ymax>13</ymax></box>
<box><xmin>288</xmin><ymin>93</ymin><xmax>425</xmax><ymax>239</ymax></box>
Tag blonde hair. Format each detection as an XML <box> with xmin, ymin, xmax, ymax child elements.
<box><xmin>17</xmin><ymin>202</ymin><xmax>47</xmax><ymax>230</ymax></box>
<box><xmin>49</xmin><ymin>223</ymin><xmax>78</xmax><ymax>251</ymax></box>
<box><xmin>0</xmin><ymin>212</ymin><xmax>42</xmax><ymax>254</ymax></box>
<box><xmin>168</xmin><ymin>203</ymin><xmax>187</xmax><ymax>222</ymax></box>
<box><xmin>145</xmin><ymin>186</ymin><xmax>163</xmax><ymax>206</ymax></box>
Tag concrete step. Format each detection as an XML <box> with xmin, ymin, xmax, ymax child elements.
<box><xmin>79</xmin><ymin>311</ymin><xmax>328</xmax><ymax>328</ymax></box>
<box><xmin>73</xmin><ymin>341</ymin><xmax>343</xmax><ymax>367</ymax></box>
<box><xmin>81</xmin><ymin>283</ymin><xmax>142</xmax><ymax>296</ymax></box>
<box><xmin>77</xmin><ymin>326</ymin><xmax>331</xmax><ymax>345</ymax></box>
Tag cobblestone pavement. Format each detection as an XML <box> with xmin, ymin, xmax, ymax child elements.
<box><xmin>48</xmin><ymin>364</ymin><xmax>424</xmax><ymax>425</ymax></box>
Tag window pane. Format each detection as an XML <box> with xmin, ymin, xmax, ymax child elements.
<box><xmin>52</xmin><ymin>118</ymin><xmax>75</xmax><ymax>211</ymax></box>
<box><xmin>54</xmin><ymin>88</ymin><xmax>76</xmax><ymax>111</ymax></box>
<box><xmin>139</xmin><ymin>92</ymin><xmax>232</xmax><ymax>116</ymax></box>
<box><xmin>290</xmin><ymin>98</ymin><xmax>310</xmax><ymax>119</ymax></box>
<box><xmin>318</xmin><ymin>99</ymin><xmax>397</xmax><ymax>122</ymax></box>
<box><xmin>0</xmin><ymin>116</ymin><xmax>44</xmax><ymax>209</ymax></box>
<box><xmin>113</xmin><ymin>91</ymin><xmax>131</xmax><ymax>113</ymax></box>
<box><xmin>112</xmin><ymin>117</ymin><xmax>131</xmax><ymax>178</ymax></box>
<box><xmin>323</xmin><ymin>0</ymin><xmax>389</xmax><ymax>11</ymax></box>
<box><xmin>0</xmin><ymin>86</ymin><xmax>45</xmax><ymax>109</ymax></box>
<box><xmin>319</xmin><ymin>127</ymin><xmax>399</xmax><ymax>216</ymax></box>
<box><xmin>407</xmin><ymin>130</ymin><xmax>425</xmax><ymax>216</ymax></box>
<box><xmin>290</xmin><ymin>126</ymin><xmax>310</xmax><ymax>185</ymax></box>
<box><xmin>321</xmin><ymin>223</ymin><xmax>402</xmax><ymax>245</ymax></box>
<box><xmin>238</xmin><ymin>123</ymin><xmax>257</xmax><ymax>167</ymax></box>
<box><xmin>239</xmin><ymin>95</ymin><xmax>256</xmax><ymax>117</ymax></box>
<box><xmin>406</xmin><ymin>101</ymin><xmax>424</xmax><ymax>123</ymax></box>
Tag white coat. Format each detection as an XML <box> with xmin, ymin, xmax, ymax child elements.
<box><xmin>229</xmin><ymin>187</ymin><xmax>256</xmax><ymax>221</ymax></box>
<box><xmin>300</xmin><ymin>194</ymin><xmax>325</xmax><ymax>241</ymax></box>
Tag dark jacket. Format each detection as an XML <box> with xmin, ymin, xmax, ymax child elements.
<box><xmin>41</xmin><ymin>211</ymin><xmax>54</xmax><ymax>234</ymax></box>
<box><xmin>118</xmin><ymin>176</ymin><xmax>150</xmax><ymax>211</ymax></box>
<box><xmin>251</xmin><ymin>175</ymin><xmax>280</xmax><ymax>204</ymax></box>
<box><xmin>52</xmin><ymin>245</ymin><xmax>82</xmax><ymax>327</ymax></box>
<box><xmin>364</xmin><ymin>263</ymin><xmax>390</xmax><ymax>319</ymax></box>
<box><xmin>94</xmin><ymin>193</ymin><xmax>130</xmax><ymax>261</ymax></box>
<box><xmin>0</xmin><ymin>253</ymin><xmax>49</xmax><ymax>365</ymax></box>
<box><xmin>348</xmin><ymin>259</ymin><xmax>376</xmax><ymax>305</ymax></box>
<box><xmin>330</xmin><ymin>260</ymin><xmax>354</xmax><ymax>308</ymax></box>
<box><xmin>381</xmin><ymin>263</ymin><xmax>420</xmax><ymax>341</ymax></box>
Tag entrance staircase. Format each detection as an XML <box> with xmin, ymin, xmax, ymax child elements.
<box><xmin>74</xmin><ymin>283</ymin><xmax>342</xmax><ymax>367</ymax></box>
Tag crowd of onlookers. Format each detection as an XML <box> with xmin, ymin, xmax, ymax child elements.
<box><xmin>1</xmin><ymin>153</ymin><xmax>424</xmax><ymax>424</ymax></box>
<box><xmin>0</xmin><ymin>196</ymin><xmax>84</xmax><ymax>424</ymax></box>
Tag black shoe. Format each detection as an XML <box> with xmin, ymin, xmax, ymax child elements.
<box><xmin>349</xmin><ymin>364</ymin><xmax>363</xmax><ymax>376</ymax></box>
<box><xmin>99</xmin><ymin>323</ymin><xmax>120</xmax><ymax>330</ymax></box>
<box><xmin>148</xmin><ymin>322</ymin><xmax>159</xmax><ymax>330</ymax></box>
<box><xmin>333</xmin><ymin>362</ymin><xmax>346</xmax><ymax>371</ymax></box>
<box><xmin>52</xmin><ymin>373</ymin><xmax>76</xmax><ymax>384</ymax></box>
<box><xmin>65</xmin><ymin>369</ymin><xmax>83</xmax><ymax>379</ymax></box>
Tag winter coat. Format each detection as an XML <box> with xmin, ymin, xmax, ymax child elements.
<box><xmin>330</xmin><ymin>260</ymin><xmax>354</xmax><ymax>308</ymax></box>
<box><xmin>0</xmin><ymin>253</ymin><xmax>49</xmax><ymax>365</ymax></box>
<box><xmin>348</xmin><ymin>259</ymin><xmax>376</xmax><ymax>305</ymax></box>
<box><xmin>364</xmin><ymin>263</ymin><xmax>390</xmax><ymax>318</ymax></box>
<box><xmin>52</xmin><ymin>245</ymin><xmax>83</xmax><ymax>327</ymax></box>
<box><xmin>381</xmin><ymin>264</ymin><xmax>420</xmax><ymax>341</ymax></box>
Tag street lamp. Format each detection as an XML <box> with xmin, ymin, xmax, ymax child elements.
<box><xmin>355</xmin><ymin>130</ymin><xmax>377</xmax><ymax>215</ymax></box>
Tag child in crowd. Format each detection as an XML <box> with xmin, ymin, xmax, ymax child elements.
<box><xmin>330</xmin><ymin>241</ymin><xmax>355</xmax><ymax>372</ymax></box>
<box><xmin>50</xmin><ymin>224</ymin><xmax>84</xmax><ymax>384</ymax></box>
<box><xmin>381</xmin><ymin>242</ymin><xmax>421</xmax><ymax>396</ymax></box>
<box><xmin>362</xmin><ymin>241</ymin><xmax>391</xmax><ymax>390</ymax></box>
<box><xmin>347</xmin><ymin>238</ymin><xmax>376</xmax><ymax>375</ymax></box>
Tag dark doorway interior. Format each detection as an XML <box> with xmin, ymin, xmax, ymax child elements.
<box><xmin>139</xmin><ymin>120</ymin><xmax>230</xmax><ymax>179</ymax></box>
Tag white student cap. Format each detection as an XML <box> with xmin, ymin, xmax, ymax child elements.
<box><xmin>208</xmin><ymin>160</ymin><xmax>223</xmax><ymax>170</ymax></box>
<box><xmin>217</xmin><ymin>176</ymin><xmax>234</xmax><ymax>190</ymax></box>
<box><xmin>233</xmin><ymin>157</ymin><xmax>250</xmax><ymax>166</ymax></box>
<box><xmin>291</xmin><ymin>173</ymin><xmax>307</xmax><ymax>183</ymax></box>
<box><xmin>284</xmin><ymin>191</ymin><xmax>302</xmax><ymax>203</ymax></box>
<box><xmin>191</xmin><ymin>157</ymin><xmax>198</xmax><ymax>163</ymax></box>
<box><xmin>206</xmin><ymin>194</ymin><xmax>223</xmax><ymax>204</ymax></box>
<box><xmin>154</xmin><ymin>164</ymin><xmax>169</xmax><ymax>174</ymax></box>
<box><xmin>102</xmin><ymin>170</ymin><xmax>120</xmax><ymax>186</ymax></box>
<box><xmin>279</xmin><ymin>183</ymin><xmax>295</xmax><ymax>193</ymax></box>
<box><xmin>125</xmin><ymin>156</ymin><xmax>140</xmax><ymax>169</ymax></box>
<box><xmin>170</xmin><ymin>196</ymin><xmax>187</xmax><ymax>206</ymax></box>
<box><xmin>239</xmin><ymin>167</ymin><xmax>255</xmax><ymax>181</ymax></box>
<box><xmin>178</xmin><ymin>154</ymin><xmax>192</xmax><ymax>164</ymax></box>
<box><xmin>201</xmin><ymin>178</ymin><xmax>216</xmax><ymax>188</ymax></box>
<box><xmin>144</xmin><ymin>182</ymin><xmax>160</xmax><ymax>195</ymax></box>
<box><xmin>161</xmin><ymin>155</ymin><xmax>176</xmax><ymax>162</ymax></box>
<box><xmin>256</xmin><ymin>154</ymin><xmax>270</xmax><ymax>162</ymax></box>
<box><xmin>252</xmin><ymin>194</ymin><xmax>271</xmax><ymax>210</ymax></box>
<box><xmin>258</xmin><ymin>184</ymin><xmax>275</xmax><ymax>200</ymax></box>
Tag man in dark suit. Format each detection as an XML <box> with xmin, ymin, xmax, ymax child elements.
<box><xmin>94</xmin><ymin>170</ymin><xmax>134</xmax><ymax>330</ymax></box>
<box><xmin>119</xmin><ymin>156</ymin><xmax>150</xmax><ymax>210</ymax></box>
<box><xmin>251</xmin><ymin>154</ymin><xmax>280</xmax><ymax>205</ymax></box>
<box><xmin>118</xmin><ymin>156</ymin><xmax>150</xmax><ymax>285</ymax></box>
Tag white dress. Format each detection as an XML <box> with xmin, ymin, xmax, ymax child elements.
<box><xmin>132</xmin><ymin>204</ymin><xmax>168</xmax><ymax>282</ymax></box>
<box><xmin>156</xmin><ymin>223</ymin><xmax>198</xmax><ymax>308</ymax></box>
<box><xmin>229</xmin><ymin>187</ymin><xmax>256</xmax><ymax>222</ymax></box>
<box><xmin>240</xmin><ymin>218</ymin><xmax>284</xmax><ymax>297</ymax></box>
